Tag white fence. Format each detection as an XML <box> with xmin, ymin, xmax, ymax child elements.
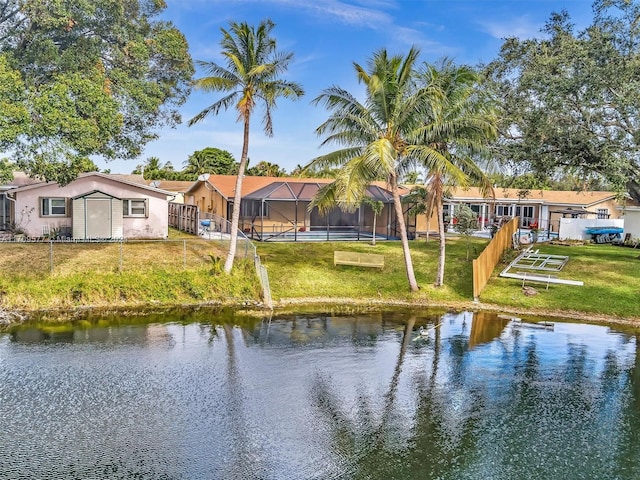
<box><xmin>559</xmin><ymin>218</ymin><xmax>624</xmax><ymax>240</ymax></box>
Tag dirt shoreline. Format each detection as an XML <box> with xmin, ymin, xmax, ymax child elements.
<box><xmin>2</xmin><ymin>298</ymin><xmax>639</xmax><ymax>329</ymax></box>
<box><xmin>273</xmin><ymin>297</ymin><xmax>640</xmax><ymax>328</ymax></box>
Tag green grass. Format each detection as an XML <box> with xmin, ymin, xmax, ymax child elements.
<box><xmin>480</xmin><ymin>243</ymin><xmax>640</xmax><ymax>319</ymax></box>
<box><xmin>0</xmin><ymin>231</ymin><xmax>262</xmax><ymax>311</ymax></box>
<box><xmin>2</xmin><ymin>230</ymin><xmax>639</xmax><ymax>321</ymax></box>
<box><xmin>257</xmin><ymin>237</ymin><xmax>489</xmax><ymax>303</ymax></box>
<box><xmin>257</xmin><ymin>239</ymin><xmax>640</xmax><ymax>320</ymax></box>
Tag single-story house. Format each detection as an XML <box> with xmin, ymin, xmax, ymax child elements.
<box><xmin>1</xmin><ymin>172</ymin><xmax>41</xmax><ymax>230</ymax></box>
<box><xmin>184</xmin><ymin>175</ymin><xmax>410</xmax><ymax>241</ymax></box>
<box><xmin>411</xmin><ymin>187</ymin><xmax>627</xmax><ymax>234</ymax></box>
<box><xmin>4</xmin><ymin>172</ymin><xmax>172</xmax><ymax>240</ymax></box>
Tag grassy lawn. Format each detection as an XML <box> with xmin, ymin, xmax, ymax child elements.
<box><xmin>257</xmin><ymin>237</ymin><xmax>489</xmax><ymax>303</ymax></box>
<box><xmin>0</xmin><ymin>231</ymin><xmax>261</xmax><ymax>310</ymax></box>
<box><xmin>1</xmin><ymin>229</ymin><xmax>638</xmax><ymax>322</ymax></box>
<box><xmin>257</xmin><ymin>239</ymin><xmax>640</xmax><ymax>320</ymax></box>
<box><xmin>480</xmin><ymin>243</ymin><xmax>640</xmax><ymax>319</ymax></box>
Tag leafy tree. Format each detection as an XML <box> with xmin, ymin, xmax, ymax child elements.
<box><xmin>184</xmin><ymin>147</ymin><xmax>238</xmax><ymax>177</ymax></box>
<box><xmin>415</xmin><ymin>61</ymin><xmax>497</xmax><ymax>286</ymax></box>
<box><xmin>0</xmin><ymin>158</ymin><xmax>15</xmax><ymax>184</ymax></box>
<box><xmin>246</xmin><ymin>160</ymin><xmax>286</xmax><ymax>177</ymax></box>
<box><xmin>0</xmin><ymin>55</ymin><xmax>28</xmax><ymax>180</ymax></box>
<box><xmin>308</xmin><ymin>48</ymin><xmax>435</xmax><ymax>292</ymax></box>
<box><xmin>189</xmin><ymin>19</ymin><xmax>304</xmax><ymax>273</ymax></box>
<box><xmin>484</xmin><ymin>0</ymin><xmax>640</xmax><ymax>202</ymax></box>
<box><xmin>0</xmin><ymin>0</ymin><xmax>193</xmax><ymax>185</ymax></box>
<box><xmin>132</xmin><ymin>156</ymin><xmax>176</xmax><ymax>180</ymax></box>
<box><xmin>454</xmin><ymin>204</ymin><xmax>479</xmax><ymax>260</ymax></box>
<box><xmin>291</xmin><ymin>163</ymin><xmax>339</xmax><ymax>178</ymax></box>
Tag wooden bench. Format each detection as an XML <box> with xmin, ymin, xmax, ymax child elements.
<box><xmin>334</xmin><ymin>251</ymin><xmax>384</xmax><ymax>269</ymax></box>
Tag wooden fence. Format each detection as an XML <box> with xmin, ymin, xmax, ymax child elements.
<box><xmin>472</xmin><ymin>217</ymin><xmax>518</xmax><ymax>300</ymax></box>
<box><xmin>168</xmin><ymin>203</ymin><xmax>199</xmax><ymax>235</ymax></box>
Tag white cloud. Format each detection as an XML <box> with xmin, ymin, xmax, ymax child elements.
<box><xmin>478</xmin><ymin>15</ymin><xmax>544</xmax><ymax>40</ymax></box>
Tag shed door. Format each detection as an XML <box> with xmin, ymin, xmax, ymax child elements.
<box><xmin>86</xmin><ymin>198</ymin><xmax>111</xmax><ymax>238</ymax></box>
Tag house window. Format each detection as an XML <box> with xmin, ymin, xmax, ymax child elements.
<box><xmin>41</xmin><ymin>198</ymin><xmax>67</xmax><ymax>216</ymax></box>
<box><xmin>240</xmin><ymin>200</ymin><xmax>268</xmax><ymax>218</ymax></box>
<box><xmin>123</xmin><ymin>199</ymin><xmax>147</xmax><ymax>217</ymax></box>
<box><xmin>597</xmin><ymin>208</ymin><xmax>609</xmax><ymax>219</ymax></box>
<box><xmin>496</xmin><ymin>205</ymin><xmax>512</xmax><ymax>217</ymax></box>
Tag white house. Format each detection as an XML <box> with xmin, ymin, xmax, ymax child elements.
<box><xmin>5</xmin><ymin>172</ymin><xmax>172</xmax><ymax>240</ymax></box>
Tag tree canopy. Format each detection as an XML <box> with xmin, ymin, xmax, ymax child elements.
<box><xmin>246</xmin><ymin>160</ymin><xmax>286</xmax><ymax>177</ymax></box>
<box><xmin>184</xmin><ymin>147</ymin><xmax>238</xmax><ymax>177</ymax></box>
<box><xmin>484</xmin><ymin>0</ymin><xmax>640</xmax><ymax>201</ymax></box>
<box><xmin>0</xmin><ymin>0</ymin><xmax>193</xmax><ymax>185</ymax></box>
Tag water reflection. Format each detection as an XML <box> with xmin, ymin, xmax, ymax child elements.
<box><xmin>0</xmin><ymin>311</ymin><xmax>639</xmax><ymax>479</ymax></box>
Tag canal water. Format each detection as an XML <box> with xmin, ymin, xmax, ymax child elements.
<box><xmin>0</xmin><ymin>310</ymin><xmax>638</xmax><ymax>479</ymax></box>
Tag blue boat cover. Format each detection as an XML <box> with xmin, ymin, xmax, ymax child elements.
<box><xmin>585</xmin><ymin>227</ymin><xmax>623</xmax><ymax>234</ymax></box>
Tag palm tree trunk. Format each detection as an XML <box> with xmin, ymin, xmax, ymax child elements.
<box><xmin>372</xmin><ymin>214</ymin><xmax>377</xmax><ymax>246</ymax></box>
<box><xmin>435</xmin><ymin>193</ymin><xmax>446</xmax><ymax>287</ymax></box>
<box><xmin>224</xmin><ymin>116</ymin><xmax>251</xmax><ymax>273</ymax></box>
<box><xmin>391</xmin><ymin>176</ymin><xmax>419</xmax><ymax>291</ymax></box>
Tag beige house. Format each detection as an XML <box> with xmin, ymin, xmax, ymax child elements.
<box><xmin>5</xmin><ymin>172</ymin><xmax>171</xmax><ymax>240</ymax></box>
<box><xmin>184</xmin><ymin>175</ymin><xmax>409</xmax><ymax>241</ymax></box>
<box><xmin>412</xmin><ymin>187</ymin><xmax>626</xmax><ymax>235</ymax></box>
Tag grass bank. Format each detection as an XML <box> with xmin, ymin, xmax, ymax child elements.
<box><xmin>0</xmin><ymin>230</ymin><xmax>262</xmax><ymax>312</ymax></box>
<box><xmin>257</xmin><ymin>239</ymin><xmax>640</xmax><ymax>322</ymax></box>
<box><xmin>2</xmin><ymin>230</ymin><xmax>638</xmax><ymax>324</ymax></box>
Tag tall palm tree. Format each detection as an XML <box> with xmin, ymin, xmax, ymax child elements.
<box><xmin>308</xmin><ymin>47</ymin><xmax>437</xmax><ymax>292</ymax></box>
<box><xmin>189</xmin><ymin>19</ymin><xmax>304</xmax><ymax>273</ymax></box>
<box><xmin>414</xmin><ymin>61</ymin><xmax>497</xmax><ymax>286</ymax></box>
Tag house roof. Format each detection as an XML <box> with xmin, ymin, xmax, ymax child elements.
<box><xmin>243</xmin><ymin>181</ymin><xmax>396</xmax><ymax>202</ymax></box>
<box><xmin>148</xmin><ymin>180</ymin><xmax>194</xmax><ymax>193</ymax></box>
<box><xmin>437</xmin><ymin>186</ymin><xmax>620</xmax><ymax>207</ymax></box>
<box><xmin>186</xmin><ymin>174</ymin><xmax>406</xmax><ymax>201</ymax></box>
<box><xmin>0</xmin><ymin>172</ymin><xmax>43</xmax><ymax>190</ymax></box>
<box><xmin>104</xmin><ymin>173</ymin><xmax>147</xmax><ymax>185</ymax></box>
<box><xmin>6</xmin><ymin>172</ymin><xmax>173</xmax><ymax>196</ymax></box>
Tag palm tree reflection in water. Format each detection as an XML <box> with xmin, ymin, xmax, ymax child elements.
<box><xmin>309</xmin><ymin>313</ymin><xmax>640</xmax><ymax>479</ymax></box>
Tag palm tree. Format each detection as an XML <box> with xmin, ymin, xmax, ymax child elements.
<box><xmin>360</xmin><ymin>196</ymin><xmax>384</xmax><ymax>246</ymax></box>
<box><xmin>414</xmin><ymin>61</ymin><xmax>497</xmax><ymax>286</ymax></box>
<box><xmin>189</xmin><ymin>19</ymin><xmax>304</xmax><ymax>273</ymax></box>
<box><xmin>308</xmin><ymin>48</ymin><xmax>437</xmax><ymax>292</ymax></box>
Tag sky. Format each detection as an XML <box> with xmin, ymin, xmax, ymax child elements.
<box><xmin>96</xmin><ymin>0</ymin><xmax>593</xmax><ymax>174</ymax></box>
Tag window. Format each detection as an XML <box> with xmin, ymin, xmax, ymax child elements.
<box><xmin>496</xmin><ymin>205</ymin><xmax>512</xmax><ymax>217</ymax></box>
<box><xmin>123</xmin><ymin>199</ymin><xmax>147</xmax><ymax>217</ymax></box>
<box><xmin>240</xmin><ymin>200</ymin><xmax>268</xmax><ymax>218</ymax></box>
<box><xmin>597</xmin><ymin>208</ymin><xmax>609</xmax><ymax>219</ymax></box>
<box><xmin>41</xmin><ymin>198</ymin><xmax>67</xmax><ymax>216</ymax></box>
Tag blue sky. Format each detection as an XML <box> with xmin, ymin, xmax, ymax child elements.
<box><xmin>98</xmin><ymin>0</ymin><xmax>592</xmax><ymax>174</ymax></box>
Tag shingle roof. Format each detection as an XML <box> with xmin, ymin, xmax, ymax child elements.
<box><xmin>150</xmin><ymin>180</ymin><xmax>194</xmax><ymax>193</ymax></box>
<box><xmin>438</xmin><ymin>186</ymin><xmax>619</xmax><ymax>207</ymax></box>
